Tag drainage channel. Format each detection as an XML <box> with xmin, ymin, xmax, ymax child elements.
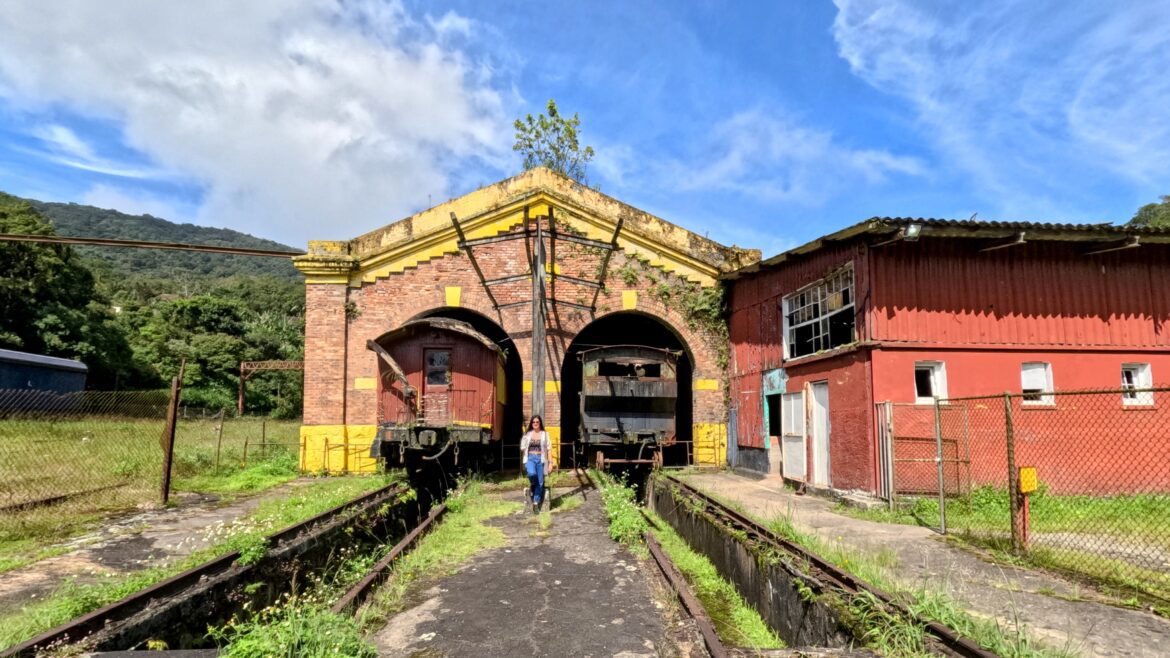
<box><xmin>651</xmin><ymin>473</ymin><xmax>1000</xmax><ymax>658</ymax></box>
<box><xmin>2</xmin><ymin>481</ymin><xmax>421</xmax><ymax>658</ymax></box>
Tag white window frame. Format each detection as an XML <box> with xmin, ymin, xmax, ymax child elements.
<box><xmin>1020</xmin><ymin>362</ymin><xmax>1054</xmax><ymax>406</ymax></box>
<box><xmin>781</xmin><ymin>265</ymin><xmax>856</xmax><ymax>361</ymax></box>
<box><xmin>914</xmin><ymin>361</ymin><xmax>948</xmax><ymax>404</ymax></box>
<box><xmin>1121</xmin><ymin>363</ymin><xmax>1154</xmax><ymax>406</ymax></box>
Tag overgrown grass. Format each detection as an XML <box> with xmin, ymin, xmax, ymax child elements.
<box><xmin>845</xmin><ymin>486</ymin><xmax>1170</xmax><ymax>546</ymax></box>
<box><xmin>646</xmin><ymin>508</ymin><xmax>783</xmax><ymax>649</ymax></box>
<box><xmin>840</xmin><ymin>486</ymin><xmax>1170</xmax><ymax>605</ymax></box>
<box><xmin>359</xmin><ymin>481</ymin><xmax>520</xmax><ymax>623</ymax></box>
<box><xmin>592</xmin><ymin>469</ymin><xmax>648</xmax><ymax>554</ymax></box>
<box><xmin>0</xmin><ymin>417</ymin><xmax>302</xmax><ymax>572</ymax></box>
<box><xmin>482</xmin><ymin>468</ymin><xmax>583</xmax><ymax>491</ymax></box>
<box><xmin>0</xmin><ymin>474</ymin><xmax>398</xmax><ymax>651</ymax></box>
<box><xmin>761</xmin><ymin>508</ymin><xmax>1078</xmax><ymax>657</ymax></box>
<box><xmin>210</xmin><ymin>598</ymin><xmax>376</xmax><ymax>658</ymax></box>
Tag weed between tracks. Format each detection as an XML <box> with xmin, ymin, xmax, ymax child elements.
<box><xmin>0</xmin><ymin>473</ymin><xmax>399</xmax><ymax>652</ymax></box>
<box><xmin>593</xmin><ymin>471</ymin><xmax>782</xmax><ymax>649</ymax></box>
<box><xmin>359</xmin><ymin>481</ymin><xmax>521</xmax><ymax>624</ymax></box>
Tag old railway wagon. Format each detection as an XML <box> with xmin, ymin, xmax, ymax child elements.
<box><xmin>368</xmin><ymin>318</ymin><xmax>505</xmax><ymax>468</ymax></box>
<box><xmin>579</xmin><ymin>345</ymin><xmax>680</xmax><ymax>469</ymax></box>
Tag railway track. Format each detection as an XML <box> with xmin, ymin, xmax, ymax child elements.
<box><xmin>1</xmin><ymin>480</ymin><xmax>414</xmax><ymax>658</ymax></box>
<box><xmin>659</xmin><ymin>474</ymin><xmax>999</xmax><ymax>658</ymax></box>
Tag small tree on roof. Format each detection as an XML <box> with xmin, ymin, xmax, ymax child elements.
<box><xmin>513</xmin><ymin>99</ymin><xmax>595</xmax><ymax>184</ymax></box>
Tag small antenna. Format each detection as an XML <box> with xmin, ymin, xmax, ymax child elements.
<box><xmin>969</xmin><ymin>212</ymin><xmax>978</xmax><ymax>221</ymax></box>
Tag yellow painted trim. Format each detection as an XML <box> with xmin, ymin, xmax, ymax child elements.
<box><xmin>692</xmin><ymin>422</ymin><xmax>727</xmax><ymax>466</ymax></box>
<box><xmin>546</xmin><ymin>425</ymin><xmax>562</xmax><ymax>468</ymax></box>
<box><xmin>522</xmin><ymin>380</ymin><xmax>533</xmax><ymax>393</ymax></box>
<box><xmin>622</xmin><ymin>290</ymin><xmax>638</xmax><ymax>310</ymax></box>
<box><xmin>300</xmin><ymin>425</ymin><xmax>379</xmax><ymax>474</ymax></box>
<box><xmin>545</xmin><ymin>380</ymin><xmax>560</xmax><ymax>393</ymax></box>
<box><xmin>353</xmin><ymin>377</ymin><xmax>377</xmax><ymax>390</ymax></box>
<box><xmin>347</xmin><ymin>188</ymin><xmax>725</xmax><ymax>288</ymax></box>
<box><xmin>694</xmin><ymin>379</ymin><xmax>720</xmax><ymax>391</ymax></box>
<box><xmin>444</xmin><ymin>285</ymin><xmax>462</xmax><ymax>307</ymax></box>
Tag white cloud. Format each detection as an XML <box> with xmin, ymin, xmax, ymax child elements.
<box><xmin>672</xmin><ymin>109</ymin><xmax>925</xmax><ymax>204</ymax></box>
<box><xmin>832</xmin><ymin>0</ymin><xmax>1170</xmax><ymax>216</ymax></box>
<box><xmin>0</xmin><ymin>0</ymin><xmax>512</xmax><ymax>245</ymax></box>
<box><xmin>26</xmin><ymin>124</ymin><xmax>163</xmax><ymax>179</ymax></box>
<box><xmin>82</xmin><ymin>184</ymin><xmax>194</xmax><ymax>224</ymax></box>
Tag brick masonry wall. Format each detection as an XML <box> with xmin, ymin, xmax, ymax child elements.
<box><xmin>303</xmin><ymin>219</ymin><xmax>728</xmax><ymax>443</ymax></box>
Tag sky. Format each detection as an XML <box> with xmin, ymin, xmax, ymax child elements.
<box><xmin>0</xmin><ymin>1</ymin><xmax>1167</xmax><ymax>257</ymax></box>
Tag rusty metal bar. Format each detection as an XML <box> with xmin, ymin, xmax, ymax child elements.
<box><xmin>645</xmin><ymin>534</ymin><xmax>728</xmax><ymax>658</ymax></box>
<box><xmin>0</xmin><ymin>233</ymin><xmax>304</xmax><ymax>257</ymax></box>
<box><xmin>483</xmin><ymin>272</ymin><xmax>533</xmax><ymax>286</ymax></box>
<box><xmin>551</xmin><ymin>298</ymin><xmax>593</xmax><ymax>312</ymax></box>
<box><xmin>450</xmin><ymin>211</ymin><xmax>501</xmax><ymax>310</ymax></box>
<box><xmin>458</xmin><ymin>230</ymin><xmax>531</xmax><ymax>248</ymax></box>
<box><xmin>550</xmin><ymin>272</ymin><xmax>603</xmax><ymax>289</ymax></box>
<box><xmin>160</xmin><ymin>362</ymin><xmax>184</xmax><ymax>506</ymax></box>
<box><xmin>331</xmin><ymin>501</ymin><xmax>449</xmax><ymax>614</ymax></box>
<box><xmin>589</xmin><ymin>217</ymin><xmax>624</xmax><ymax>310</ymax></box>
<box><xmin>547</xmin><ymin>230</ymin><xmax>614</xmax><ymax>251</ymax></box>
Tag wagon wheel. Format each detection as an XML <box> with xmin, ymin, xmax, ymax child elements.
<box><xmin>652</xmin><ymin>449</ymin><xmax>663</xmax><ymax>471</ymax></box>
<box><xmin>595</xmin><ymin>451</ymin><xmax>605</xmax><ymax>471</ymax></box>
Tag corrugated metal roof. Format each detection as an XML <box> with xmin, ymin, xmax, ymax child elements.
<box><xmin>0</xmin><ymin>348</ymin><xmax>88</xmax><ymax>373</ymax></box>
<box><xmin>725</xmin><ymin>217</ymin><xmax>1170</xmax><ymax>279</ymax></box>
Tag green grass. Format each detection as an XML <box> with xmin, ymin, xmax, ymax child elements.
<box><xmin>646</xmin><ymin>508</ymin><xmax>783</xmax><ymax>649</ymax></box>
<box><xmin>592</xmin><ymin>469</ymin><xmax>649</xmax><ymax>554</ymax></box>
<box><xmin>0</xmin><ymin>474</ymin><xmax>398</xmax><ymax>651</ymax></box>
<box><xmin>359</xmin><ymin>482</ymin><xmax>520</xmax><ymax>623</ymax></box>
<box><xmin>840</xmin><ymin>486</ymin><xmax>1170</xmax><ymax>605</ymax></box>
<box><xmin>758</xmin><ymin>508</ymin><xmax>1078</xmax><ymax>657</ymax></box>
<box><xmin>482</xmin><ymin>468</ymin><xmax>583</xmax><ymax>491</ymax></box>
<box><xmin>0</xmin><ymin>417</ymin><xmax>302</xmax><ymax>572</ymax></box>
<box><xmin>210</xmin><ymin>599</ymin><xmax>376</xmax><ymax>658</ymax></box>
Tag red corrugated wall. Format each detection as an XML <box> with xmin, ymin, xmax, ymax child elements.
<box><xmin>868</xmin><ymin>240</ymin><xmax>1170</xmax><ymax>348</ymax></box>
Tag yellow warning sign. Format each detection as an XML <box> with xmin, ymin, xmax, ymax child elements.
<box><xmin>1019</xmin><ymin>467</ymin><xmax>1038</xmax><ymax>494</ymax></box>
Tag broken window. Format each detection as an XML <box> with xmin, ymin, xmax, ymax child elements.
<box><xmin>783</xmin><ymin>266</ymin><xmax>856</xmax><ymax>360</ymax></box>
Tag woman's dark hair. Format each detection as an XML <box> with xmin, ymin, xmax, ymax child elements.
<box><xmin>528</xmin><ymin>415</ymin><xmax>543</xmax><ymax>430</ymax></box>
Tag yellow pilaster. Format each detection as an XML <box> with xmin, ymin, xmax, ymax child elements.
<box><xmin>692</xmin><ymin>423</ymin><xmax>727</xmax><ymax>466</ymax></box>
<box><xmin>300</xmin><ymin>425</ymin><xmax>379</xmax><ymax>474</ymax></box>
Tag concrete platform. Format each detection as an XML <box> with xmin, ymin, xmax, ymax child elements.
<box><xmin>372</xmin><ymin>487</ymin><xmax>705</xmax><ymax>658</ymax></box>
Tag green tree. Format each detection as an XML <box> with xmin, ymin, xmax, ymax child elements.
<box><xmin>513</xmin><ymin>99</ymin><xmax>595</xmax><ymax>183</ymax></box>
<box><xmin>0</xmin><ymin>193</ymin><xmax>138</xmax><ymax>388</ymax></box>
<box><xmin>1128</xmin><ymin>195</ymin><xmax>1170</xmax><ymax>229</ymax></box>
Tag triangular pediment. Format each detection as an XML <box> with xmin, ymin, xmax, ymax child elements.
<box><xmin>326</xmin><ymin>168</ymin><xmax>758</xmax><ymax>287</ymax></box>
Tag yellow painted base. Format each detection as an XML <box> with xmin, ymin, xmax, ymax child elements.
<box><xmin>692</xmin><ymin>423</ymin><xmax>727</xmax><ymax>466</ymax></box>
<box><xmin>300</xmin><ymin>425</ymin><xmax>379</xmax><ymax>474</ymax></box>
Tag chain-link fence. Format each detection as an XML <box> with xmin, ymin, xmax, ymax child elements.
<box><xmin>0</xmin><ymin>388</ymin><xmax>302</xmax><ymax>548</ymax></box>
<box><xmin>880</xmin><ymin>387</ymin><xmax>1170</xmax><ymax>604</ymax></box>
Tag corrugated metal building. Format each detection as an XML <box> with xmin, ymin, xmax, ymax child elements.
<box><xmin>0</xmin><ymin>348</ymin><xmax>88</xmax><ymax>393</ymax></box>
<box><xmin>726</xmin><ymin>218</ymin><xmax>1170</xmax><ymax>494</ymax></box>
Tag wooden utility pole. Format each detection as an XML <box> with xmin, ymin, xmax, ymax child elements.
<box><xmin>160</xmin><ymin>360</ymin><xmax>186</xmax><ymax>506</ymax></box>
<box><xmin>531</xmin><ymin>215</ymin><xmax>547</xmax><ymax>418</ymax></box>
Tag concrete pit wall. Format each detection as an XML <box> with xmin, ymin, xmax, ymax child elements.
<box><xmin>79</xmin><ymin>490</ymin><xmax>422</xmax><ymax>653</ymax></box>
<box><xmin>648</xmin><ymin>479</ymin><xmax>852</xmax><ymax>649</ymax></box>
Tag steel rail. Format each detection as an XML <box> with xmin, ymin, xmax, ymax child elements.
<box><xmin>659</xmin><ymin>474</ymin><xmax>999</xmax><ymax>658</ymax></box>
<box><xmin>1</xmin><ymin>481</ymin><xmax>410</xmax><ymax>658</ymax></box>
<box><xmin>331</xmin><ymin>499</ymin><xmax>449</xmax><ymax>614</ymax></box>
<box><xmin>644</xmin><ymin>534</ymin><xmax>729</xmax><ymax>658</ymax></box>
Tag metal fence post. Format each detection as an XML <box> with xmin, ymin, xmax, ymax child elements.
<box><xmin>1004</xmin><ymin>392</ymin><xmax>1021</xmax><ymax>553</ymax></box>
<box><xmin>214</xmin><ymin>409</ymin><xmax>225</xmax><ymax>474</ymax></box>
<box><xmin>160</xmin><ymin>374</ymin><xmax>182</xmax><ymax>506</ymax></box>
<box><xmin>884</xmin><ymin>401</ymin><xmax>895</xmax><ymax>511</ymax></box>
<box><xmin>933</xmin><ymin>396</ymin><xmax>946</xmax><ymax>534</ymax></box>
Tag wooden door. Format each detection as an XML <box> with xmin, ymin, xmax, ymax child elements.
<box><xmin>423</xmin><ymin>348</ymin><xmax>452</xmax><ymax>423</ymax></box>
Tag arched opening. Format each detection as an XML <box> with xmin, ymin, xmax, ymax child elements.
<box><xmin>560</xmin><ymin>311</ymin><xmax>693</xmax><ymax>467</ymax></box>
<box><xmin>412</xmin><ymin>307</ymin><xmax>523</xmax><ymax>470</ymax></box>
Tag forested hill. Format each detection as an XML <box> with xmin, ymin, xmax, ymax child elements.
<box><xmin>28</xmin><ymin>199</ymin><xmax>300</xmax><ymax>281</ymax></box>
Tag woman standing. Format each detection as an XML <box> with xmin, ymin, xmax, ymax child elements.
<box><xmin>519</xmin><ymin>415</ymin><xmax>551</xmax><ymax>513</ymax></box>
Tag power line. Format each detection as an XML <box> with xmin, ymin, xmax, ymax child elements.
<box><xmin>0</xmin><ymin>233</ymin><xmax>305</xmax><ymax>258</ymax></box>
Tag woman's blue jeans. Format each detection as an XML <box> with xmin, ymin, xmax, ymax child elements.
<box><xmin>525</xmin><ymin>454</ymin><xmax>545</xmax><ymax>504</ymax></box>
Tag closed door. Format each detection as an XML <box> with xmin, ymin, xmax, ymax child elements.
<box><xmin>423</xmin><ymin>348</ymin><xmax>451</xmax><ymax>422</ymax></box>
<box><xmin>811</xmin><ymin>382</ymin><xmax>830</xmax><ymax>486</ymax></box>
<box><xmin>781</xmin><ymin>392</ymin><xmax>806</xmax><ymax>481</ymax></box>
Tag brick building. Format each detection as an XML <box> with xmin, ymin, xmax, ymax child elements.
<box><xmin>294</xmin><ymin>168</ymin><xmax>758</xmax><ymax>472</ymax></box>
<box><xmin>726</xmin><ymin>218</ymin><xmax>1170</xmax><ymax>495</ymax></box>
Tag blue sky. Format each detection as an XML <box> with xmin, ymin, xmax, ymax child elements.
<box><xmin>0</xmin><ymin>1</ymin><xmax>1167</xmax><ymax>256</ymax></box>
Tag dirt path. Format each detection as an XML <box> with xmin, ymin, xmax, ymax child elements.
<box><xmin>372</xmin><ymin>487</ymin><xmax>704</xmax><ymax>658</ymax></box>
<box><xmin>684</xmin><ymin>472</ymin><xmax>1170</xmax><ymax>658</ymax></box>
<box><xmin>0</xmin><ymin>479</ymin><xmax>316</xmax><ymax>612</ymax></box>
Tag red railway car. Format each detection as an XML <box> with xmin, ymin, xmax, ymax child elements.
<box><xmin>367</xmin><ymin>318</ymin><xmax>505</xmax><ymax>464</ymax></box>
